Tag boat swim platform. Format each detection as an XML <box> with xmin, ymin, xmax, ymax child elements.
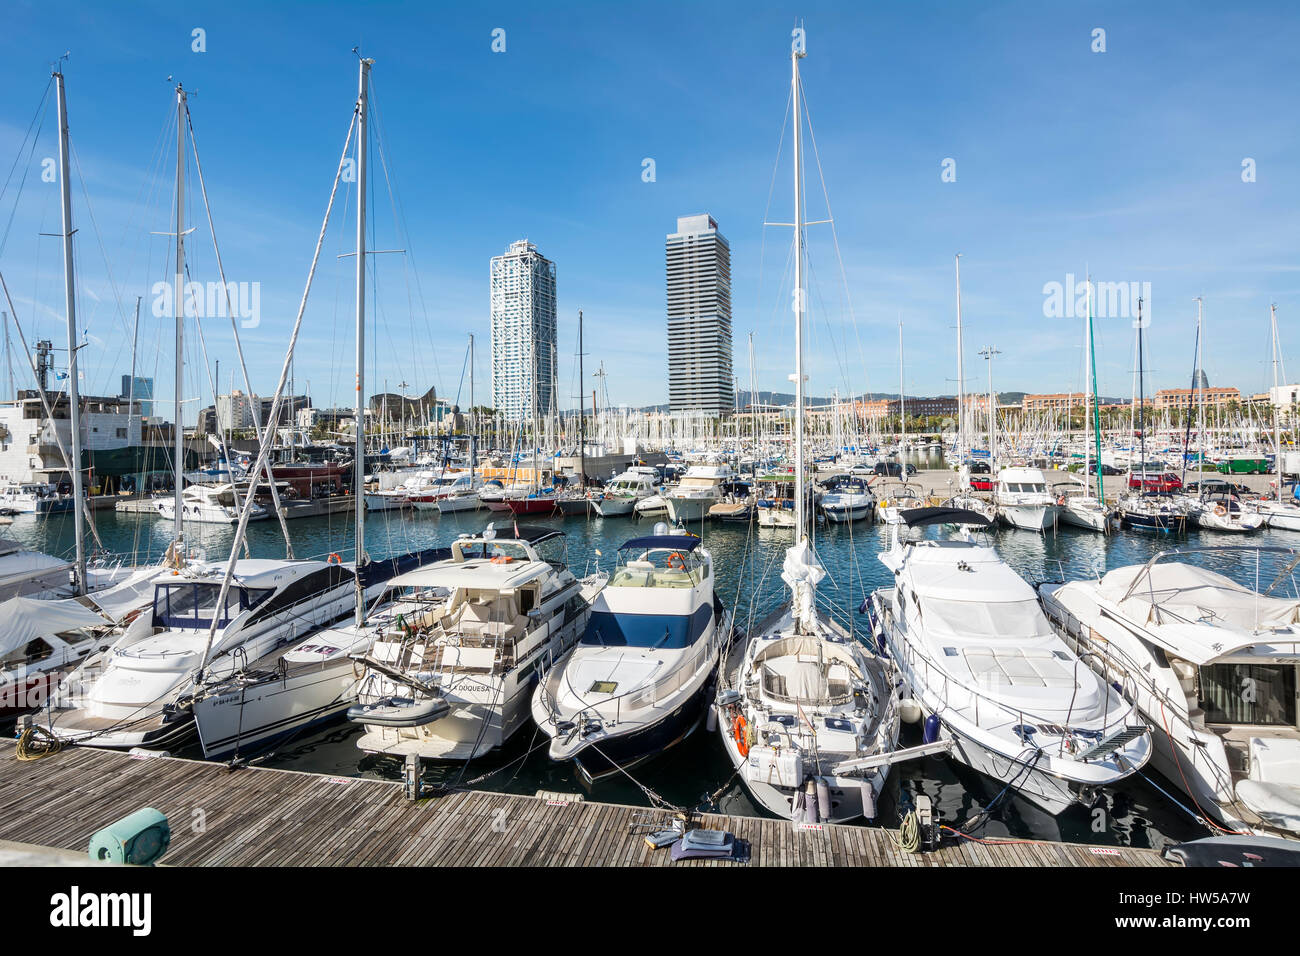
<box><xmin>0</xmin><ymin>740</ymin><xmax>1169</xmax><ymax>867</ymax></box>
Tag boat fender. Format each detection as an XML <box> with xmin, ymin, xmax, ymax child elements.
<box><xmin>791</xmin><ymin>785</ymin><xmax>806</xmax><ymax>824</ymax></box>
<box><xmin>816</xmin><ymin>777</ymin><xmax>832</xmax><ymax>822</ymax></box>
<box><xmin>922</xmin><ymin>713</ymin><xmax>941</xmax><ymax>745</ymax></box>
<box><xmin>705</xmin><ymin>704</ymin><xmax>718</xmax><ymax>733</ymax></box>
<box><xmin>805</xmin><ymin>779</ymin><xmax>820</xmax><ymax>824</ymax></box>
<box><xmin>900</xmin><ymin>699</ymin><xmax>922</xmax><ymax>724</ymax></box>
<box><xmin>860</xmin><ymin>780</ymin><xmax>877</xmax><ymax>821</ymax></box>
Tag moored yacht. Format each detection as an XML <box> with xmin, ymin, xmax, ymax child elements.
<box><xmin>532</xmin><ymin>531</ymin><xmax>727</xmax><ymax>781</ymax></box>
<box><xmin>993</xmin><ymin>466</ymin><xmax>1059</xmax><ymax>531</ymax></box>
<box><xmin>45</xmin><ymin>558</ymin><xmax>363</xmax><ymax>749</ymax></box>
<box><xmin>871</xmin><ymin>507</ymin><xmax>1151</xmax><ymax>815</ymax></box>
<box><xmin>1039</xmin><ymin>547</ymin><xmax>1300</xmax><ymax>838</ymax></box>
<box><xmin>663</xmin><ymin>461</ymin><xmax>735</xmax><ymax>523</ymax></box>
<box><xmin>347</xmin><ymin>526</ymin><xmax>605</xmax><ymax>760</ymax></box>
<box><xmin>591</xmin><ymin>467</ymin><xmax>659</xmax><ymax>517</ymax></box>
<box><xmin>154</xmin><ymin>483</ymin><xmax>268</xmax><ymax>525</ymax></box>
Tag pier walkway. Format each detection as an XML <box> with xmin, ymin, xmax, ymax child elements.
<box><xmin>0</xmin><ymin>741</ymin><xmax>1169</xmax><ymax>867</ymax></box>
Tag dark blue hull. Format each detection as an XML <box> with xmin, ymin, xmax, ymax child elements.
<box><xmin>570</xmin><ymin>676</ymin><xmax>713</xmax><ymax>783</ymax></box>
<box><xmin>1119</xmin><ymin>510</ymin><xmax>1186</xmax><ymax>533</ymax></box>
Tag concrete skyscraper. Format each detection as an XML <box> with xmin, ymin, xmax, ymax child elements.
<box><xmin>666</xmin><ymin>214</ymin><xmax>733</xmax><ymax>415</ymax></box>
<box><xmin>490</xmin><ymin>239</ymin><xmax>557</xmax><ymax>422</ymax></box>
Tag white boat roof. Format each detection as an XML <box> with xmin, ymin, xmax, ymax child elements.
<box><xmin>173</xmin><ymin>559</ymin><xmax>334</xmax><ymax>590</ymax></box>
<box><xmin>0</xmin><ymin>596</ymin><xmax>109</xmax><ymax>655</ymax></box>
<box><xmin>887</xmin><ymin>540</ymin><xmax>1039</xmax><ymax>603</ymax></box>
<box><xmin>997</xmin><ymin>467</ymin><xmax>1047</xmax><ymax>482</ymax></box>
<box><xmin>388</xmin><ymin>556</ymin><xmax>550</xmax><ymax>591</ymax></box>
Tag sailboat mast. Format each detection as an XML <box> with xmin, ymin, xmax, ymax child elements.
<box><xmin>469</xmin><ymin>333</ymin><xmax>476</xmax><ymax>475</ymax></box>
<box><xmin>173</xmin><ymin>84</ymin><xmax>187</xmax><ymax>546</ymax></box>
<box><xmin>353</xmin><ymin>57</ymin><xmax>372</xmax><ymax>630</ymax></box>
<box><xmin>1272</xmin><ymin>304</ymin><xmax>1282</xmax><ymax>504</ymax></box>
<box><xmin>1087</xmin><ymin>275</ymin><xmax>1103</xmax><ymax>500</ymax></box>
<box><xmin>54</xmin><ymin>71</ymin><xmax>86</xmax><ymax>594</ymax></box>
<box><xmin>791</xmin><ymin>46</ymin><xmax>806</xmax><ymax>540</ymax></box>
<box><xmin>577</xmin><ymin>310</ymin><xmax>585</xmax><ymax>489</ymax></box>
<box><xmin>955</xmin><ymin>253</ymin><xmax>964</xmax><ymax>469</ymax></box>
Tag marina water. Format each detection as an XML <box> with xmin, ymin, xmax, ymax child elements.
<box><xmin>12</xmin><ymin>483</ymin><xmax>1286</xmax><ymax>851</ymax></box>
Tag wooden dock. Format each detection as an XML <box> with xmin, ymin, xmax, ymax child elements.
<box><xmin>0</xmin><ymin>741</ymin><xmax>1170</xmax><ymax>867</ymax></box>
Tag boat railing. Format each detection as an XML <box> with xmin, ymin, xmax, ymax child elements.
<box><xmin>890</xmin><ymin>599</ymin><xmax>1143</xmax><ymax>752</ymax></box>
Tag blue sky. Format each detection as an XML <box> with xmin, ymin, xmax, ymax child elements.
<box><xmin>0</xmin><ymin>1</ymin><xmax>1297</xmax><ymax>422</ymax></box>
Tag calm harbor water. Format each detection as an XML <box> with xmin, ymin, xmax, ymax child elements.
<box><xmin>10</xmin><ymin>490</ymin><xmax>1296</xmax><ymax>851</ymax></box>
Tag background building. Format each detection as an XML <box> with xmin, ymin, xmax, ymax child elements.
<box><xmin>490</xmin><ymin>240</ymin><xmax>557</xmax><ymax>422</ymax></box>
<box><xmin>216</xmin><ymin>390</ymin><xmax>256</xmax><ymax>432</ymax></box>
<box><xmin>666</xmin><ymin>214</ymin><xmax>733</xmax><ymax>416</ymax></box>
<box><xmin>120</xmin><ymin>375</ymin><xmax>154</xmax><ymax>417</ymax></box>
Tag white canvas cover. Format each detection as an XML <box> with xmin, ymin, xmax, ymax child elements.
<box><xmin>0</xmin><ymin>596</ymin><xmax>108</xmax><ymax>656</ymax></box>
<box><xmin>84</xmin><ymin>565</ymin><xmax>165</xmax><ymax>620</ymax></box>
<box><xmin>781</xmin><ymin>540</ymin><xmax>826</xmax><ymax>629</ymax></box>
<box><xmin>1098</xmin><ymin>563</ymin><xmax>1300</xmax><ymax>633</ymax></box>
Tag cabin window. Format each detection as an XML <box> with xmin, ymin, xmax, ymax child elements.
<box><xmin>246</xmin><ymin>566</ymin><xmax>352</xmax><ymax>624</ymax></box>
<box><xmin>1200</xmin><ymin>663</ymin><xmax>1296</xmax><ymax>726</ymax></box>
<box><xmin>153</xmin><ymin>583</ymin><xmax>271</xmax><ymax>629</ymax></box>
<box><xmin>0</xmin><ymin>637</ymin><xmax>55</xmax><ymax>667</ymax></box>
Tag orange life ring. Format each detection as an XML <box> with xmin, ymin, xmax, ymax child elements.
<box><xmin>328</xmin><ymin>553</ymin><xmax>342</xmax><ymax>564</ymax></box>
<box><xmin>667</xmin><ymin>552</ymin><xmax>686</xmax><ymax>570</ymax></box>
<box><xmin>490</xmin><ymin>555</ymin><xmax>514</xmax><ymax>565</ymax></box>
<box><xmin>1214</xmin><ymin>504</ymin><xmax>1227</xmax><ymax>517</ymax></box>
<box><xmin>732</xmin><ymin>715</ymin><xmax>749</xmax><ymax>757</ymax></box>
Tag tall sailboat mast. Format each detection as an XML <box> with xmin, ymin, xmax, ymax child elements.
<box><xmin>791</xmin><ymin>45</ymin><xmax>807</xmax><ymax>541</ymax></box>
<box><xmin>172</xmin><ymin>84</ymin><xmax>187</xmax><ymax>547</ymax></box>
<box><xmin>469</xmin><ymin>333</ymin><xmax>477</xmax><ymax>475</ymax></box>
<box><xmin>954</xmin><ymin>254</ymin><xmax>964</xmax><ymax>470</ymax></box>
<box><xmin>1087</xmin><ymin>275</ymin><xmax>1103</xmax><ymax>500</ymax></box>
<box><xmin>54</xmin><ymin>70</ymin><xmax>87</xmax><ymax>594</ymax></box>
<box><xmin>353</xmin><ymin>57</ymin><xmax>372</xmax><ymax>630</ymax></box>
<box><xmin>577</xmin><ymin>310</ymin><xmax>585</xmax><ymax>489</ymax></box>
<box><xmin>1271</xmin><ymin>304</ymin><xmax>1282</xmax><ymax>504</ymax></box>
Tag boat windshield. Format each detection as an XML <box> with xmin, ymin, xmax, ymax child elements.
<box><xmin>580</xmin><ymin>605</ymin><xmax>711</xmax><ymax>649</ymax></box>
<box><xmin>152</xmin><ymin>582</ymin><xmax>273</xmax><ymax>629</ymax></box>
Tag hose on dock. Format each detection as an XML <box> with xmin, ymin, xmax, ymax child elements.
<box><xmin>889</xmin><ymin>808</ymin><xmax>921</xmax><ymax>852</ymax></box>
<box><xmin>15</xmin><ymin>726</ymin><xmax>63</xmax><ymax>761</ymax></box>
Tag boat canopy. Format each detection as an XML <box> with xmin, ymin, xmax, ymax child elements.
<box><xmin>899</xmin><ymin>506</ymin><xmax>994</xmax><ymax>529</ymax></box>
<box><xmin>0</xmin><ymin>596</ymin><xmax>109</xmax><ymax>656</ymax></box>
<box><xmin>1099</xmin><ymin>563</ymin><xmax>1300</xmax><ymax>650</ymax></box>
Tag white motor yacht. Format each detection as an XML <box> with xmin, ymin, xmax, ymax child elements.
<box><xmin>532</xmin><ymin>531</ymin><xmax>727</xmax><ymax>781</ymax></box>
<box><xmin>1039</xmin><ymin>547</ymin><xmax>1300</xmax><ymax>838</ymax></box>
<box><xmin>347</xmin><ymin>526</ymin><xmax>605</xmax><ymax>760</ymax></box>
<box><xmin>871</xmin><ymin>506</ymin><xmax>1151</xmax><ymax>815</ymax></box>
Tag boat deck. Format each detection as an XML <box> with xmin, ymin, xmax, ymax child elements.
<box><xmin>0</xmin><ymin>740</ymin><xmax>1170</xmax><ymax>866</ymax></box>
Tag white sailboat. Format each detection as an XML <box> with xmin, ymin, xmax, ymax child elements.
<box><xmin>713</xmin><ymin>42</ymin><xmax>899</xmax><ymax>824</ymax></box>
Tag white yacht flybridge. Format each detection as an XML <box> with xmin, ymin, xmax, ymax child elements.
<box><xmin>1039</xmin><ymin>546</ymin><xmax>1300</xmax><ymax>838</ymax></box>
<box><xmin>347</xmin><ymin>525</ymin><xmax>606</xmax><ymax>760</ymax></box>
<box><xmin>713</xmin><ymin>41</ymin><xmax>899</xmax><ymax>825</ymax></box>
<box><xmin>532</xmin><ymin>528</ymin><xmax>728</xmax><ymax>781</ymax></box>
<box><xmin>871</xmin><ymin>506</ymin><xmax>1151</xmax><ymax>815</ymax></box>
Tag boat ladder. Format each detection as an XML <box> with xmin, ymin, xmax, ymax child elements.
<box><xmin>1076</xmin><ymin>724</ymin><xmax>1148</xmax><ymax>762</ymax></box>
